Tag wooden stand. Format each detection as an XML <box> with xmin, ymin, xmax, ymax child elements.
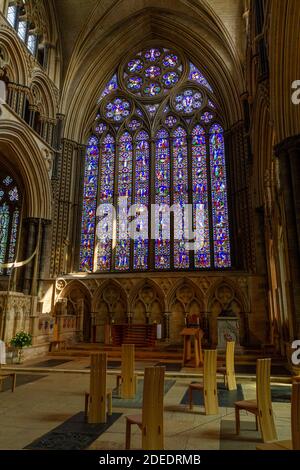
<box><xmin>181</xmin><ymin>328</ymin><xmax>203</xmax><ymax>367</ymax></box>
<box><xmin>88</xmin><ymin>352</ymin><xmax>107</xmax><ymax>424</ymax></box>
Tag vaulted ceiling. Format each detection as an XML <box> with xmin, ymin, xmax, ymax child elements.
<box><xmin>54</xmin><ymin>0</ymin><xmax>97</xmax><ymax>75</ymax></box>
<box><xmin>52</xmin><ymin>0</ymin><xmax>246</xmax><ymax>141</ymax></box>
<box><xmin>54</xmin><ymin>0</ymin><xmax>245</xmax><ymax>78</ymax></box>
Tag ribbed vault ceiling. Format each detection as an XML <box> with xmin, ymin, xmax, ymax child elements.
<box><xmin>54</xmin><ymin>0</ymin><xmax>245</xmax><ymax>78</ymax></box>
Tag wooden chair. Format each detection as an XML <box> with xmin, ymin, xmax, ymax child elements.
<box><xmin>256</xmin><ymin>382</ymin><xmax>300</xmax><ymax>450</ymax></box>
<box><xmin>235</xmin><ymin>358</ymin><xmax>277</xmax><ymax>443</ymax></box>
<box><xmin>116</xmin><ymin>344</ymin><xmax>137</xmax><ymax>399</ymax></box>
<box><xmin>188</xmin><ymin>349</ymin><xmax>219</xmax><ymax>415</ymax></box>
<box><xmin>84</xmin><ymin>390</ymin><xmax>112</xmax><ymax>419</ymax></box>
<box><xmin>125</xmin><ymin>366</ymin><xmax>165</xmax><ymax>450</ymax></box>
<box><xmin>217</xmin><ymin>341</ymin><xmax>237</xmax><ymax>391</ymax></box>
<box><xmin>87</xmin><ymin>353</ymin><xmax>109</xmax><ymax>424</ymax></box>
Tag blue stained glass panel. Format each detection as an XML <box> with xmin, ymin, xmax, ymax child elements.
<box><xmin>155</xmin><ymin>129</ymin><xmax>171</xmax><ymax>269</ymax></box>
<box><xmin>192</xmin><ymin>125</ymin><xmax>211</xmax><ymax>268</ymax></box>
<box><xmin>115</xmin><ymin>133</ymin><xmax>133</xmax><ymax>271</ymax></box>
<box><xmin>134</xmin><ymin>131</ymin><xmax>150</xmax><ymax>270</ymax></box>
<box><xmin>96</xmin><ymin>134</ymin><xmax>115</xmax><ymax>271</ymax></box>
<box><xmin>189</xmin><ymin>63</ymin><xmax>213</xmax><ymax>93</ymax></box>
<box><xmin>79</xmin><ymin>136</ymin><xmax>99</xmax><ymax>272</ymax></box>
<box><xmin>210</xmin><ymin>124</ymin><xmax>231</xmax><ymax>268</ymax></box>
<box><xmin>173</xmin><ymin>127</ymin><xmax>189</xmax><ymax>269</ymax></box>
<box><xmin>98</xmin><ymin>74</ymin><xmax>118</xmax><ymax>103</ymax></box>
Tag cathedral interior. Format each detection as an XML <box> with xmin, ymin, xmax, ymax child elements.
<box><xmin>0</xmin><ymin>0</ymin><xmax>300</xmax><ymax>453</ymax></box>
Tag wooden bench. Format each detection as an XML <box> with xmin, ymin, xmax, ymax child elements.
<box><xmin>0</xmin><ymin>372</ymin><xmax>17</xmax><ymax>392</ymax></box>
<box><xmin>49</xmin><ymin>340</ymin><xmax>67</xmax><ymax>353</ymax></box>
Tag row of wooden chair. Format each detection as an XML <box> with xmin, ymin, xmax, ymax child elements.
<box><xmin>85</xmin><ymin>350</ymin><xmax>165</xmax><ymax>450</ymax></box>
<box><xmin>85</xmin><ymin>346</ymin><xmax>299</xmax><ymax>450</ymax></box>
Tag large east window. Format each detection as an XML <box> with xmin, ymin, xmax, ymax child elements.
<box><xmin>79</xmin><ymin>47</ymin><xmax>231</xmax><ymax>273</ymax></box>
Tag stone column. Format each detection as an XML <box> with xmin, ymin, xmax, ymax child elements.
<box><xmin>22</xmin><ymin>218</ymin><xmax>38</xmax><ymax>294</ymax></box>
<box><xmin>90</xmin><ymin>312</ymin><xmax>97</xmax><ymax>342</ymax></box>
<box><xmin>225</xmin><ymin>123</ymin><xmax>255</xmax><ymax>271</ymax></box>
<box><xmin>164</xmin><ymin>312</ymin><xmax>170</xmax><ymax>342</ymax></box>
<box><xmin>38</xmin><ymin>220</ymin><xmax>52</xmax><ymax>281</ymax></box>
<box><xmin>7</xmin><ymin>83</ymin><xmax>18</xmax><ymax>112</ymax></box>
<box><xmin>275</xmin><ymin>136</ymin><xmax>300</xmax><ymax>337</ymax></box>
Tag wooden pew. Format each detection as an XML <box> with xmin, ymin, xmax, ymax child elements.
<box><xmin>235</xmin><ymin>358</ymin><xmax>277</xmax><ymax>443</ymax></box>
<box><xmin>217</xmin><ymin>341</ymin><xmax>237</xmax><ymax>391</ymax></box>
<box><xmin>188</xmin><ymin>349</ymin><xmax>219</xmax><ymax>415</ymax></box>
<box><xmin>125</xmin><ymin>366</ymin><xmax>165</xmax><ymax>450</ymax></box>
<box><xmin>256</xmin><ymin>382</ymin><xmax>300</xmax><ymax>450</ymax></box>
<box><xmin>116</xmin><ymin>344</ymin><xmax>137</xmax><ymax>399</ymax></box>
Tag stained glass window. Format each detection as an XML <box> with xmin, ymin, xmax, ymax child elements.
<box><xmin>79</xmin><ymin>136</ymin><xmax>99</xmax><ymax>272</ymax></box>
<box><xmin>79</xmin><ymin>46</ymin><xmax>231</xmax><ymax>273</ymax></box>
<box><xmin>173</xmin><ymin>127</ymin><xmax>189</xmax><ymax>269</ymax></box>
<box><xmin>210</xmin><ymin>124</ymin><xmax>231</xmax><ymax>268</ymax></box>
<box><xmin>0</xmin><ymin>173</ymin><xmax>21</xmax><ymax>275</ymax></box>
<box><xmin>155</xmin><ymin>129</ymin><xmax>171</xmax><ymax>270</ymax></box>
<box><xmin>192</xmin><ymin>126</ymin><xmax>211</xmax><ymax>268</ymax></box>
<box><xmin>134</xmin><ymin>131</ymin><xmax>150</xmax><ymax>270</ymax></box>
<box><xmin>115</xmin><ymin>133</ymin><xmax>133</xmax><ymax>271</ymax></box>
<box><xmin>189</xmin><ymin>63</ymin><xmax>213</xmax><ymax>92</ymax></box>
<box><xmin>96</xmin><ymin>134</ymin><xmax>115</xmax><ymax>271</ymax></box>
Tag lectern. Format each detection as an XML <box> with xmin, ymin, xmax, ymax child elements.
<box><xmin>180</xmin><ymin>328</ymin><xmax>204</xmax><ymax>367</ymax></box>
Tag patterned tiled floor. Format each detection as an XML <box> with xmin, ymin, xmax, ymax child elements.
<box><xmin>0</xmin><ymin>357</ymin><xmax>291</xmax><ymax>450</ymax></box>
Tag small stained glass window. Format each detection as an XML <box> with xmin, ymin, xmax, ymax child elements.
<box><xmin>0</xmin><ymin>173</ymin><xmax>21</xmax><ymax>275</ymax></box>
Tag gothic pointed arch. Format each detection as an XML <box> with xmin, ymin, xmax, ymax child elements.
<box><xmin>92</xmin><ymin>279</ymin><xmax>129</xmax><ymax>313</ymax></box>
<box><xmin>0</xmin><ymin>119</ymin><xmax>52</xmax><ymax>220</ymax></box>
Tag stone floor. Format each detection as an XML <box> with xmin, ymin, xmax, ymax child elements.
<box><xmin>0</xmin><ymin>356</ymin><xmax>292</xmax><ymax>450</ymax></box>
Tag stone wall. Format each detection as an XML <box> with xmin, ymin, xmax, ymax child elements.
<box><xmin>55</xmin><ymin>272</ymin><xmax>268</xmax><ymax>349</ymax></box>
